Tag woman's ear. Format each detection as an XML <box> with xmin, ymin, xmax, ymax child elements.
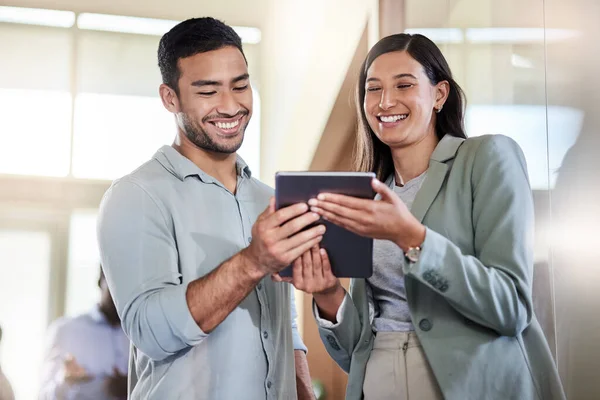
<box><xmin>435</xmin><ymin>80</ymin><xmax>450</xmax><ymax>109</ymax></box>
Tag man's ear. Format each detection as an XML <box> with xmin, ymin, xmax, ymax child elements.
<box><xmin>159</xmin><ymin>84</ymin><xmax>181</xmax><ymax>113</ymax></box>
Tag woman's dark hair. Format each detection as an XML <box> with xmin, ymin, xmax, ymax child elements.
<box><xmin>355</xmin><ymin>33</ymin><xmax>467</xmax><ymax>180</ymax></box>
<box><xmin>158</xmin><ymin>17</ymin><xmax>246</xmax><ymax>95</ymax></box>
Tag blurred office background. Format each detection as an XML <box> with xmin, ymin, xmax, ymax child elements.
<box><xmin>0</xmin><ymin>0</ymin><xmax>597</xmax><ymax>399</ymax></box>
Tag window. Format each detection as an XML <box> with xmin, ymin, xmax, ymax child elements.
<box><xmin>65</xmin><ymin>210</ymin><xmax>101</xmax><ymax>317</ymax></box>
<box><xmin>0</xmin><ymin>23</ymin><xmax>72</xmax><ymax>177</ymax></box>
<box><xmin>0</xmin><ymin>230</ymin><xmax>51</xmax><ymax>400</ymax></box>
<box><xmin>0</xmin><ymin>10</ymin><xmax>262</xmax><ymax>180</ymax></box>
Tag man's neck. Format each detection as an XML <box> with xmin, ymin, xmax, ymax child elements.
<box><xmin>391</xmin><ymin>130</ymin><xmax>439</xmax><ymax>185</ymax></box>
<box><xmin>172</xmin><ymin>137</ymin><xmax>238</xmax><ymax>193</ymax></box>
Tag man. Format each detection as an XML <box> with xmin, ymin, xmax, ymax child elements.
<box><xmin>39</xmin><ymin>268</ymin><xmax>129</xmax><ymax>400</ymax></box>
<box><xmin>0</xmin><ymin>325</ymin><xmax>15</xmax><ymax>400</ymax></box>
<box><xmin>97</xmin><ymin>17</ymin><xmax>321</xmax><ymax>400</ymax></box>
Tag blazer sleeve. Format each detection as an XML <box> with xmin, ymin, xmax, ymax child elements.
<box><xmin>405</xmin><ymin>135</ymin><xmax>535</xmax><ymax>337</ymax></box>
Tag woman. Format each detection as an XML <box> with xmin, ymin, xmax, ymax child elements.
<box><xmin>286</xmin><ymin>34</ymin><xmax>565</xmax><ymax>399</ymax></box>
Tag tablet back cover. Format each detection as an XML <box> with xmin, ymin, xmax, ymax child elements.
<box><xmin>275</xmin><ymin>172</ymin><xmax>375</xmax><ymax>278</ymax></box>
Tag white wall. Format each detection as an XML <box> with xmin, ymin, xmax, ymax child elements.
<box><xmin>259</xmin><ymin>0</ymin><xmax>377</xmax><ymax>186</ymax></box>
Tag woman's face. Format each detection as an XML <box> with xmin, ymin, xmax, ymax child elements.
<box><xmin>363</xmin><ymin>50</ymin><xmax>448</xmax><ymax>149</ymax></box>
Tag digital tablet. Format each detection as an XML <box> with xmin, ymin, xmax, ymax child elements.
<box><xmin>275</xmin><ymin>171</ymin><xmax>376</xmax><ymax>278</ymax></box>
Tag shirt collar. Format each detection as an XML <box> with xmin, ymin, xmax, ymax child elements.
<box><xmin>153</xmin><ymin>145</ymin><xmax>252</xmax><ymax>182</ymax></box>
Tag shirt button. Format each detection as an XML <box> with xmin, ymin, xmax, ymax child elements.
<box><xmin>248</xmin><ymin>236</ymin><xmax>252</xmax><ymax>243</ymax></box>
<box><xmin>263</xmin><ymin>331</ymin><xmax>269</xmax><ymax>339</ymax></box>
<box><xmin>257</xmin><ymin>283</ymin><xmax>262</xmax><ymax>290</ymax></box>
<box><xmin>267</xmin><ymin>380</ymin><xmax>272</xmax><ymax>389</ymax></box>
<box><xmin>419</xmin><ymin>318</ymin><xmax>432</xmax><ymax>332</ymax></box>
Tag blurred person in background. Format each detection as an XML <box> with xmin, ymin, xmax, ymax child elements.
<box><xmin>289</xmin><ymin>33</ymin><xmax>565</xmax><ymax>400</ymax></box>
<box><xmin>0</xmin><ymin>324</ymin><xmax>15</xmax><ymax>400</ymax></box>
<box><xmin>97</xmin><ymin>17</ymin><xmax>316</xmax><ymax>400</ymax></box>
<box><xmin>39</xmin><ymin>267</ymin><xmax>128</xmax><ymax>400</ymax></box>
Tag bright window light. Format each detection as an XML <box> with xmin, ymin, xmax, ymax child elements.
<box><xmin>466</xmin><ymin>28</ymin><xmax>580</xmax><ymax>43</ymax></box>
<box><xmin>466</xmin><ymin>104</ymin><xmax>583</xmax><ymax>189</ymax></box>
<box><xmin>71</xmin><ymin>88</ymin><xmax>262</xmax><ymax>180</ymax></box>
<box><xmin>511</xmin><ymin>54</ymin><xmax>534</xmax><ymax>69</ymax></box>
<box><xmin>405</xmin><ymin>27</ymin><xmax>581</xmax><ymax>44</ymax></box>
<box><xmin>77</xmin><ymin>13</ymin><xmax>261</xmax><ymax>43</ymax></box>
<box><xmin>0</xmin><ymin>6</ymin><xmax>75</xmax><ymax>28</ymax></box>
<box><xmin>0</xmin><ymin>89</ymin><xmax>72</xmax><ymax>177</ymax></box>
<box><xmin>77</xmin><ymin>13</ymin><xmax>177</xmax><ymax>36</ymax></box>
<box><xmin>237</xmin><ymin>88</ymin><xmax>261</xmax><ymax>177</ymax></box>
<box><xmin>72</xmin><ymin>93</ymin><xmax>175</xmax><ymax>180</ymax></box>
<box><xmin>66</xmin><ymin>210</ymin><xmax>101</xmax><ymax>317</ymax></box>
<box><xmin>231</xmin><ymin>26</ymin><xmax>262</xmax><ymax>45</ymax></box>
<box><xmin>405</xmin><ymin>28</ymin><xmax>463</xmax><ymax>44</ymax></box>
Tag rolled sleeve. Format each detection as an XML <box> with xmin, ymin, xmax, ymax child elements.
<box><xmin>98</xmin><ymin>179</ymin><xmax>207</xmax><ymax>361</ymax></box>
<box><xmin>312</xmin><ymin>290</ymin><xmax>363</xmax><ymax>373</ymax></box>
<box><xmin>290</xmin><ymin>288</ymin><xmax>308</xmax><ymax>353</ymax></box>
<box><xmin>313</xmin><ymin>293</ymin><xmax>350</xmax><ymax>329</ymax></box>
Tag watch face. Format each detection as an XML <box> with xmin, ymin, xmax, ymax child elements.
<box><xmin>406</xmin><ymin>247</ymin><xmax>421</xmax><ymax>263</ymax></box>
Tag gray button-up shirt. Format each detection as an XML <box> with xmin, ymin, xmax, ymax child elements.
<box><xmin>97</xmin><ymin>146</ymin><xmax>306</xmax><ymax>400</ymax></box>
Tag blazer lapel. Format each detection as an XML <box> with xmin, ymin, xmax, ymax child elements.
<box><xmin>411</xmin><ymin>161</ymin><xmax>448</xmax><ymax>223</ymax></box>
<box><xmin>411</xmin><ymin>135</ymin><xmax>466</xmax><ymax>223</ymax></box>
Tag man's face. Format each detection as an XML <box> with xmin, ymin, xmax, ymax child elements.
<box><xmin>173</xmin><ymin>46</ymin><xmax>252</xmax><ymax>154</ymax></box>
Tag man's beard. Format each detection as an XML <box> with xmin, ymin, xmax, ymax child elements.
<box><xmin>180</xmin><ymin>111</ymin><xmax>249</xmax><ymax>154</ymax></box>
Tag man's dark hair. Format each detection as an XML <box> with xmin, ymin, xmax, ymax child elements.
<box><xmin>158</xmin><ymin>17</ymin><xmax>246</xmax><ymax>94</ymax></box>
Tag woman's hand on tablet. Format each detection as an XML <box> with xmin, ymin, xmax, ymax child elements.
<box><xmin>308</xmin><ymin>179</ymin><xmax>426</xmax><ymax>252</ymax></box>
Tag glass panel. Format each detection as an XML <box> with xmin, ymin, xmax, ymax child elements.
<box><xmin>65</xmin><ymin>210</ymin><xmax>100</xmax><ymax>317</ymax></box>
<box><xmin>0</xmin><ymin>230</ymin><xmax>51</xmax><ymax>400</ymax></box>
<box><xmin>545</xmin><ymin>0</ymin><xmax>600</xmax><ymax>397</ymax></box>
<box><xmin>0</xmin><ymin>23</ymin><xmax>72</xmax><ymax>177</ymax></box>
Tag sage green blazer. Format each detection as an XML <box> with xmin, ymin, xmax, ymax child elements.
<box><xmin>316</xmin><ymin>134</ymin><xmax>566</xmax><ymax>400</ymax></box>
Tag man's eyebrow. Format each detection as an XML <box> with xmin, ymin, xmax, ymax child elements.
<box><xmin>231</xmin><ymin>73</ymin><xmax>250</xmax><ymax>84</ymax></box>
<box><xmin>191</xmin><ymin>79</ymin><xmax>221</xmax><ymax>87</ymax></box>
<box><xmin>190</xmin><ymin>73</ymin><xmax>250</xmax><ymax>87</ymax></box>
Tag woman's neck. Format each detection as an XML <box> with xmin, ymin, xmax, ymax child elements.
<box><xmin>391</xmin><ymin>131</ymin><xmax>439</xmax><ymax>185</ymax></box>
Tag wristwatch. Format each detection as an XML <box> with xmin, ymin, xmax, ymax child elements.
<box><xmin>404</xmin><ymin>246</ymin><xmax>421</xmax><ymax>263</ymax></box>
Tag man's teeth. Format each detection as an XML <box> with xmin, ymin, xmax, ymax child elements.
<box><xmin>380</xmin><ymin>115</ymin><xmax>408</xmax><ymax>123</ymax></box>
<box><xmin>215</xmin><ymin>119</ymin><xmax>240</xmax><ymax>129</ymax></box>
